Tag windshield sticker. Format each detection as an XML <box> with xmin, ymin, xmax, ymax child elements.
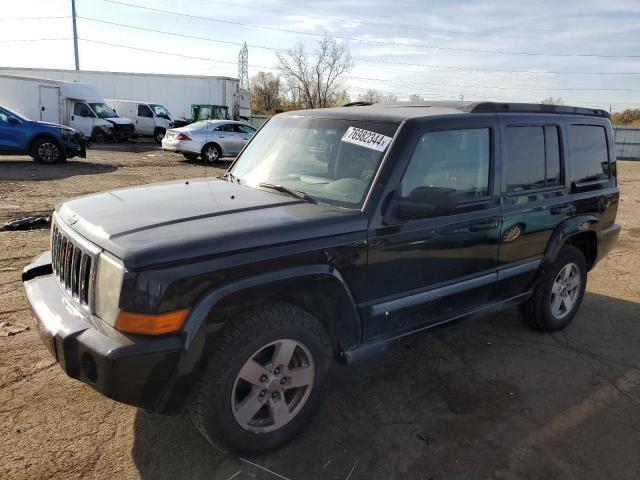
<box><xmin>341</xmin><ymin>127</ymin><xmax>392</xmax><ymax>152</ymax></box>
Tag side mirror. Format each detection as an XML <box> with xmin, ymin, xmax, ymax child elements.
<box><xmin>388</xmin><ymin>186</ymin><xmax>458</xmax><ymax>221</ymax></box>
<box><xmin>8</xmin><ymin>117</ymin><xmax>20</xmax><ymax>125</ymax></box>
<box><xmin>397</xmin><ymin>199</ymin><xmax>437</xmax><ymax>219</ymax></box>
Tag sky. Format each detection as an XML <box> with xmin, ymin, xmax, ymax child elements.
<box><xmin>2</xmin><ymin>0</ymin><xmax>640</xmax><ymax>112</ymax></box>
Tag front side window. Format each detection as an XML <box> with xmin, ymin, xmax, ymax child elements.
<box><xmin>230</xmin><ymin>116</ymin><xmax>399</xmax><ymax>208</ymax></box>
<box><xmin>570</xmin><ymin>125</ymin><xmax>610</xmax><ymax>183</ymax></box>
<box><xmin>137</xmin><ymin>105</ymin><xmax>153</xmax><ymax>118</ymax></box>
<box><xmin>399</xmin><ymin>128</ymin><xmax>490</xmax><ymax>215</ymax></box>
<box><xmin>506</xmin><ymin>125</ymin><xmax>562</xmax><ymax>193</ymax></box>
<box><xmin>74</xmin><ymin>103</ymin><xmax>93</xmax><ymax>117</ymax></box>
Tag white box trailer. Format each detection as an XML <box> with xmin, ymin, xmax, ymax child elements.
<box><xmin>0</xmin><ymin>67</ymin><xmax>251</xmax><ymax>122</ymax></box>
<box><xmin>0</xmin><ymin>74</ymin><xmax>135</xmax><ymax>141</ymax></box>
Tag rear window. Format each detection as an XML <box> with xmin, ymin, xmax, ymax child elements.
<box><xmin>570</xmin><ymin>125</ymin><xmax>610</xmax><ymax>184</ymax></box>
<box><xmin>506</xmin><ymin>126</ymin><xmax>562</xmax><ymax>193</ymax></box>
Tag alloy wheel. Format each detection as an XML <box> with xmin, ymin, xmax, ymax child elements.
<box><xmin>37</xmin><ymin>142</ymin><xmax>59</xmax><ymax>163</ymax></box>
<box><xmin>550</xmin><ymin>262</ymin><xmax>581</xmax><ymax>319</ymax></box>
<box><xmin>231</xmin><ymin>339</ymin><xmax>315</xmax><ymax>433</ymax></box>
<box><xmin>205</xmin><ymin>146</ymin><xmax>219</xmax><ymax>162</ymax></box>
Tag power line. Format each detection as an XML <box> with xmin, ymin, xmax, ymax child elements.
<box><xmin>0</xmin><ymin>16</ymin><xmax>71</xmax><ymax>21</ymax></box>
<box><xmin>77</xmin><ymin>16</ymin><xmax>640</xmax><ymax>77</ymax></box>
<box><xmin>0</xmin><ymin>38</ymin><xmax>71</xmax><ymax>43</ymax></box>
<box><xmin>199</xmin><ymin>0</ymin><xmax>629</xmax><ymax>45</ymax></box>
<box><xmin>349</xmin><ymin>76</ymin><xmax>640</xmax><ymax>92</ymax></box>
<box><xmin>79</xmin><ymin>36</ymin><xmax>640</xmax><ymax>95</ymax></box>
<box><xmin>78</xmin><ymin>37</ymin><xmax>273</xmax><ymax>68</ymax></box>
<box><xmin>100</xmin><ymin>0</ymin><xmax>640</xmax><ymax>59</ymax></box>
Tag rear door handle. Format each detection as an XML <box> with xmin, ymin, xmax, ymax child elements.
<box><xmin>551</xmin><ymin>204</ymin><xmax>574</xmax><ymax>215</ymax></box>
<box><xmin>470</xmin><ymin>217</ymin><xmax>499</xmax><ymax>232</ymax></box>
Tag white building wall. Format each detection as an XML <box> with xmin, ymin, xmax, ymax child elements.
<box><xmin>0</xmin><ymin>67</ymin><xmax>241</xmax><ymax>120</ymax></box>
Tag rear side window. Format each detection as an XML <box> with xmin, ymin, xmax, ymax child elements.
<box><xmin>570</xmin><ymin>125</ymin><xmax>610</xmax><ymax>183</ymax></box>
<box><xmin>505</xmin><ymin>126</ymin><xmax>562</xmax><ymax>193</ymax></box>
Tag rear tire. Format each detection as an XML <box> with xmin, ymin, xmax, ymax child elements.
<box><xmin>519</xmin><ymin>245</ymin><xmax>587</xmax><ymax>331</ymax></box>
<box><xmin>191</xmin><ymin>302</ymin><xmax>331</xmax><ymax>454</ymax></box>
<box><xmin>183</xmin><ymin>153</ymin><xmax>199</xmax><ymax>161</ymax></box>
<box><xmin>31</xmin><ymin>138</ymin><xmax>65</xmax><ymax>164</ymax></box>
<box><xmin>202</xmin><ymin>143</ymin><xmax>221</xmax><ymax>162</ymax></box>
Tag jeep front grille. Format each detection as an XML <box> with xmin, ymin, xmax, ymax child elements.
<box><xmin>51</xmin><ymin>218</ymin><xmax>101</xmax><ymax>310</ymax></box>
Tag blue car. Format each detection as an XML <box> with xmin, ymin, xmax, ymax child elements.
<box><xmin>0</xmin><ymin>105</ymin><xmax>86</xmax><ymax>164</ymax></box>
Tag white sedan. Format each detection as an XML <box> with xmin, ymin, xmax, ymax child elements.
<box><xmin>162</xmin><ymin>120</ymin><xmax>257</xmax><ymax>161</ymax></box>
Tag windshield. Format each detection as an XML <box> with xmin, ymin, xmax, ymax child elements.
<box><xmin>0</xmin><ymin>106</ymin><xmax>27</xmax><ymax>121</ymax></box>
<box><xmin>151</xmin><ymin>104</ymin><xmax>171</xmax><ymax>118</ymax></box>
<box><xmin>230</xmin><ymin>116</ymin><xmax>399</xmax><ymax>208</ymax></box>
<box><xmin>89</xmin><ymin>103</ymin><xmax>118</xmax><ymax>119</ymax></box>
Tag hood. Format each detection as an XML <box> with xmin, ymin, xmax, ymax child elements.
<box><xmin>105</xmin><ymin>117</ymin><xmax>134</xmax><ymax>125</ymax></box>
<box><xmin>35</xmin><ymin>121</ymin><xmax>76</xmax><ymax>133</ymax></box>
<box><xmin>57</xmin><ymin>179</ymin><xmax>365</xmax><ymax>269</ymax></box>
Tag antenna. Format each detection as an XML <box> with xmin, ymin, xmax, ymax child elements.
<box><xmin>238</xmin><ymin>42</ymin><xmax>249</xmax><ymax>91</ymax></box>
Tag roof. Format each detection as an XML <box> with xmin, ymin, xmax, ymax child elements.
<box><xmin>281</xmin><ymin>101</ymin><xmax>610</xmax><ymax>122</ymax></box>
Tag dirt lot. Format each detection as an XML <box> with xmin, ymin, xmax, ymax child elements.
<box><xmin>1</xmin><ymin>146</ymin><xmax>639</xmax><ymax>480</ymax></box>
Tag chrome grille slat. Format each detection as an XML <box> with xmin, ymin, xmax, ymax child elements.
<box><xmin>50</xmin><ymin>217</ymin><xmax>101</xmax><ymax>312</ymax></box>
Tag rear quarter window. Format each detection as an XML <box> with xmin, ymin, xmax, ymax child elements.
<box><xmin>570</xmin><ymin>125</ymin><xmax>610</xmax><ymax>184</ymax></box>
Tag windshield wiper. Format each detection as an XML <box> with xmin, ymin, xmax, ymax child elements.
<box><xmin>258</xmin><ymin>182</ymin><xmax>317</xmax><ymax>204</ymax></box>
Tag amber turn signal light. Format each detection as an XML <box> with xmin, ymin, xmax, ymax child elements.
<box><xmin>116</xmin><ymin>309</ymin><xmax>189</xmax><ymax>335</ymax></box>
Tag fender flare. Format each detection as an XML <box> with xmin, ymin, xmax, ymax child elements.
<box><xmin>181</xmin><ymin>264</ymin><xmax>362</xmax><ymax>350</ymax></box>
<box><xmin>543</xmin><ymin>214</ymin><xmax>599</xmax><ymax>266</ymax></box>
<box><xmin>155</xmin><ymin>265</ymin><xmax>362</xmax><ymax>412</ymax></box>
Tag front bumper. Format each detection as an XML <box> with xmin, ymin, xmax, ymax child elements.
<box><xmin>61</xmin><ymin>134</ymin><xmax>87</xmax><ymax>159</ymax></box>
<box><xmin>22</xmin><ymin>251</ymin><xmax>181</xmax><ymax>411</ymax></box>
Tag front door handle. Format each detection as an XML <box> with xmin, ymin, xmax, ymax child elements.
<box><xmin>470</xmin><ymin>218</ymin><xmax>499</xmax><ymax>232</ymax></box>
<box><xmin>551</xmin><ymin>204</ymin><xmax>574</xmax><ymax>215</ymax></box>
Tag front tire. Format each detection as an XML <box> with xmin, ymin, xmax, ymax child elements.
<box><xmin>154</xmin><ymin>128</ymin><xmax>166</xmax><ymax>144</ymax></box>
<box><xmin>191</xmin><ymin>302</ymin><xmax>331</xmax><ymax>453</ymax></box>
<box><xmin>519</xmin><ymin>245</ymin><xmax>587</xmax><ymax>331</ymax></box>
<box><xmin>92</xmin><ymin>130</ymin><xmax>107</xmax><ymax>143</ymax></box>
<box><xmin>31</xmin><ymin>138</ymin><xmax>64</xmax><ymax>164</ymax></box>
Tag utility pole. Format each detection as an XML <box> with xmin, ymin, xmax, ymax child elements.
<box><xmin>71</xmin><ymin>0</ymin><xmax>80</xmax><ymax>70</ymax></box>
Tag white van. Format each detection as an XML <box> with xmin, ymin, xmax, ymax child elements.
<box><xmin>0</xmin><ymin>75</ymin><xmax>134</xmax><ymax>142</ymax></box>
<box><xmin>107</xmin><ymin>100</ymin><xmax>173</xmax><ymax>143</ymax></box>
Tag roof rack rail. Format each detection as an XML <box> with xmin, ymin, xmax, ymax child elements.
<box><xmin>465</xmin><ymin>102</ymin><xmax>610</xmax><ymax>118</ymax></box>
<box><xmin>342</xmin><ymin>101</ymin><xmax>374</xmax><ymax>107</ymax></box>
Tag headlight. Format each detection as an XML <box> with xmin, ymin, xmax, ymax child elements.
<box><xmin>94</xmin><ymin>252</ymin><xmax>124</xmax><ymax>326</ymax></box>
<box><xmin>56</xmin><ymin>127</ymin><xmax>75</xmax><ymax>139</ymax></box>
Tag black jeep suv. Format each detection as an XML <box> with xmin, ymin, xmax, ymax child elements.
<box><xmin>23</xmin><ymin>102</ymin><xmax>620</xmax><ymax>453</ymax></box>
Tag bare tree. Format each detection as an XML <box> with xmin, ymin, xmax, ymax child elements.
<box><xmin>357</xmin><ymin>89</ymin><xmax>397</xmax><ymax>103</ymax></box>
<box><xmin>250</xmin><ymin>71</ymin><xmax>282</xmax><ymax>114</ymax></box>
<box><xmin>540</xmin><ymin>96</ymin><xmax>564</xmax><ymax>105</ymax></box>
<box><xmin>409</xmin><ymin>94</ymin><xmax>424</xmax><ymax>101</ymax></box>
<box><xmin>277</xmin><ymin>36</ymin><xmax>354</xmax><ymax>109</ymax></box>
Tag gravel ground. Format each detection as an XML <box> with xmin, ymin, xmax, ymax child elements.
<box><xmin>1</xmin><ymin>145</ymin><xmax>639</xmax><ymax>480</ymax></box>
